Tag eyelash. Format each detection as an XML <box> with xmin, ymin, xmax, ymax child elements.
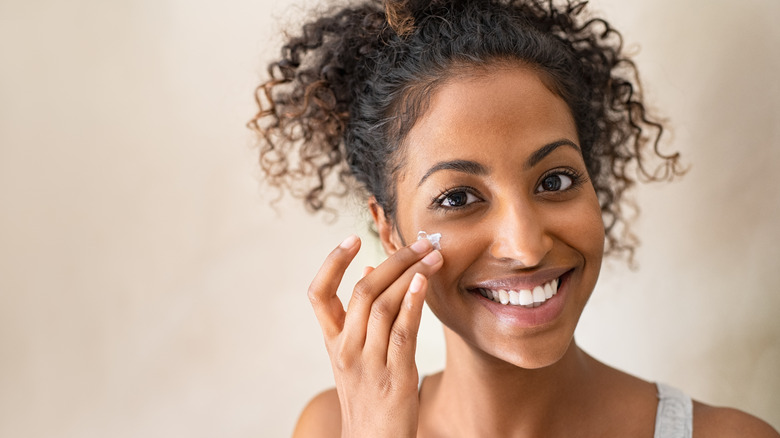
<box><xmin>430</xmin><ymin>186</ymin><xmax>482</xmax><ymax>212</ymax></box>
<box><xmin>536</xmin><ymin>168</ymin><xmax>586</xmax><ymax>194</ymax></box>
<box><xmin>429</xmin><ymin>168</ymin><xmax>587</xmax><ymax>211</ymax></box>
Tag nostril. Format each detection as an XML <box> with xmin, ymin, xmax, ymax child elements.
<box><xmin>489</xmin><ymin>241</ymin><xmax>551</xmax><ymax>268</ymax></box>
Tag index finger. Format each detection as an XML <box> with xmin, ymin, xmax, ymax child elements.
<box><xmin>307</xmin><ymin>234</ymin><xmax>361</xmax><ymax>338</ymax></box>
<box><xmin>341</xmin><ymin>238</ymin><xmax>436</xmax><ymax>337</ymax></box>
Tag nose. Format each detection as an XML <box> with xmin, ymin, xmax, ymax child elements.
<box><xmin>488</xmin><ymin>200</ymin><xmax>553</xmax><ymax>267</ymax></box>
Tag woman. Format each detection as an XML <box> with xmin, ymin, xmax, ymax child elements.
<box><xmin>250</xmin><ymin>0</ymin><xmax>779</xmax><ymax>436</ymax></box>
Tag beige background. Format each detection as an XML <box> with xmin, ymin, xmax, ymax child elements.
<box><xmin>1</xmin><ymin>0</ymin><xmax>778</xmax><ymax>436</ymax></box>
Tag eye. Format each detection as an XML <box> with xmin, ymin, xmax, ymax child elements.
<box><xmin>433</xmin><ymin>188</ymin><xmax>481</xmax><ymax>209</ymax></box>
<box><xmin>536</xmin><ymin>172</ymin><xmax>574</xmax><ymax>193</ymax></box>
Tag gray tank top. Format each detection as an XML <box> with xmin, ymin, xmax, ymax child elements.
<box><xmin>417</xmin><ymin>377</ymin><xmax>693</xmax><ymax>437</ymax></box>
<box><xmin>654</xmin><ymin>382</ymin><xmax>693</xmax><ymax>438</ymax></box>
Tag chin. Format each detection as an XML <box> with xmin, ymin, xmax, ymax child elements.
<box><xmin>450</xmin><ymin>318</ymin><xmax>579</xmax><ymax>370</ymax></box>
<box><xmin>489</xmin><ymin>336</ymin><xmax>577</xmax><ymax>370</ymax></box>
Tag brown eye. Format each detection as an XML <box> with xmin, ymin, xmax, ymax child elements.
<box><xmin>434</xmin><ymin>188</ymin><xmax>482</xmax><ymax>209</ymax></box>
<box><xmin>538</xmin><ymin>174</ymin><xmax>573</xmax><ymax>192</ymax></box>
<box><xmin>442</xmin><ymin>190</ymin><xmax>469</xmax><ymax>207</ymax></box>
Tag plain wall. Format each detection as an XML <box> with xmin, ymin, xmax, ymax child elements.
<box><xmin>1</xmin><ymin>0</ymin><xmax>778</xmax><ymax>436</ymax></box>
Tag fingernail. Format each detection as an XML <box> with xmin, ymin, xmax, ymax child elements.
<box><xmin>409</xmin><ymin>272</ymin><xmax>424</xmax><ymax>294</ymax></box>
<box><xmin>421</xmin><ymin>250</ymin><xmax>442</xmax><ymax>266</ymax></box>
<box><xmin>411</xmin><ymin>238</ymin><xmax>431</xmax><ymax>253</ymax></box>
<box><xmin>339</xmin><ymin>234</ymin><xmax>359</xmax><ymax>249</ymax></box>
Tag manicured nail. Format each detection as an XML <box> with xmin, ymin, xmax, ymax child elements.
<box><xmin>410</xmin><ymin>237</ymin><xmax>432</xmax><ymax>253</ymax></box>
<box><xmin>409</xmin><ymin>272</ymin><xmax>425</xmax><ymax>294</ymax></box>
<box><xmin>421</xmin><ymin>250</ymin><xmax>442</xmax><ymax>266</ymax></box>
<box><xmin>339</xmin><ymin>234</ymin><xmax>359</xmax><ymax>249</ymax></box>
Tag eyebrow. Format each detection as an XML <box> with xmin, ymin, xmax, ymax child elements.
<box><xmin>416</xmin><ymin>138</ymin><xmax>581</xmax><ymax>187</ymax></box>
<box><xmin>417</xmin><ymin>159</ymin><xmax>488</xmax><ymax>187</ymax></box>
<box><xmin>524</xmin><ymin>139</ymin><xmax>581</xmax><ymax>170</ymax></box>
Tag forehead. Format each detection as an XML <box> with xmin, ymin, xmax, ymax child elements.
<box><xmin>398</xmin><ymin>65</ymin><xmax>578</xmax><ymax>180</ymax></box>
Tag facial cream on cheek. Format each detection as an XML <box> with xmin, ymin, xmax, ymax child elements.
<box><xmin>417</xmin><ymin>230</ymin><xmax>442</xmax><ymax>250</ymax></box>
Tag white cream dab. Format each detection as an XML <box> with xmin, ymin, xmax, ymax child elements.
<box><xmin>416</xmin><ymin>231</ymin><xmax>442</xmax><ymax>250</ymax></box>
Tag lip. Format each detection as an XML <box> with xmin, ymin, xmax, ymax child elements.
<box><xmin>468</xmin><ymin>267</ymin><xmax>570</xmax><ymax>292</ymax></box>
<box><xmin>467</xmin><ymin>269</ymin><xmax>574</xmax><ymax>329</ymax></box>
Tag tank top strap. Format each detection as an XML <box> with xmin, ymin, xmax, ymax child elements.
<box><xmin>654</xmin><ymin>382</ymin><xmax>693</xmax><ymax>438</ymax></box>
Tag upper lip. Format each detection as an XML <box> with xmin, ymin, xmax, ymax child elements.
<box><xmin>466</xmin><ymin>267</ymin><xmax>571</xmax><ymax>291</ymax></box>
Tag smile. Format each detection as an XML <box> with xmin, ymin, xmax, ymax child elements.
<box><xmin>475</xmin><ymin>278</ymin><xmax>558</xmax><ymax>308</ymax></box>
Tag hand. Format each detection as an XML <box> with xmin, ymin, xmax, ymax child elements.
<box><xmin>307</xmin><ymin>234</ymin><xmax>443</xmax><ymax>438</ymax></box>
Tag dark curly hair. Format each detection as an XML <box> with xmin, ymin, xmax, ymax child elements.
<box><xmin>249</xmin><ymin>0</ymin><xmax>683</xmax><ymax>260</ymax></box>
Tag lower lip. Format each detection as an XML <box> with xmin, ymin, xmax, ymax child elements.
<box><xmin>470</xmin><ymin>272</ymin><xmax>571</xmax><ymax>329</ymax></box>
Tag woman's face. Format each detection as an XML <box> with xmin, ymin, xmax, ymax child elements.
<box><xmin>376</xmin><ymin>64</ymin><xmax>605</xmax><ymax>369</ymax></box>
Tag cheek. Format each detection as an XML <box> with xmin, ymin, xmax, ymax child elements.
<box><xmin>399</xmin><ymin>218</ymin><xmax>482</xmax><ymax>290</ymax></box>
<box><xmin>434</xmin><ymin>229</ymin><xmax>482</xmax><ymax>285</ymax></box>
<box><xmin>550</xmin><ymin>191</ymin><xmax>605</xmax><ymax>257</ymax></box>
<box><xmin>399</xmin><ymin>212</ymin><xmax>477</xmax><ymax>256</ymax></box>
<box><xmin>582</xmin><ymin>193</ymin><xmax>606</xmax><ymax>251</ymax></box>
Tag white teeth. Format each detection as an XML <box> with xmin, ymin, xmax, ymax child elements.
<box><xmin>532</xmin><ymin>286</ymin><xmax>545</xmax><ymax>303</ymax></box>
<box><xmin>518</xmin><ymin>289</ymin><xmax>533</xmax><ymax>306</ymax></box>
<box><xmin>477</xmin><ymin>277</ymin><xmax>561</xmax><ymax>307</ymax></box>
<box><xmin>544</xmin><ymin>282</ymin><xmax>554</xmax><ymax>299</ymax></box>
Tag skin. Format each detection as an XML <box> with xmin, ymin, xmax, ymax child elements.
<box><xmin>295</xmin><ymin>64</ymin><xmax>779</xmax><ymax>437</ymax></box>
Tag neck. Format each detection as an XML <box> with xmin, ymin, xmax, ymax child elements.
<box><xmin>428</xmin><ymin>327</ymin><xmax>598</xmax><ymax>437</ymax></box>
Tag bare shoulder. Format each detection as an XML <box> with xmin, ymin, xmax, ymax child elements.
<box><xmin>292</xmin><ymin>388</ymin><xmax>342</xmax><ymax>438</ymax></box>
<box><xmin>693</xmin><ymin>401</ymin><xmax>779</xmax><ymax>438</ymax></box>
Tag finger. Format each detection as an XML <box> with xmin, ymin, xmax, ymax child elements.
<box><xmin>361</xmin><ymin>266</ymin><xmax>374</xmax><ymax>278</ymax></box>
<box><xmin>387</xmin><ymin>272</ymin><xmax>427</xmax><ymax>369</ymax></box>
<box><xmin>341</xmin><ymin>238</ymin><xmax>435</xmax><ymax>349</ymax></box>
<box><xmin>362</xmin><ymin>250</ymin><xmax>442</xmax><ymax>360</ymax></box>
<box><xmin>307</xmin><ymin>234</ymin><xmax>361</xmax><ymax>339</ymax></box>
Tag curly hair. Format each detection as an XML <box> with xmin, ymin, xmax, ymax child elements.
<box><xmin>248</xmin><ymin>0</ymin><xmax>684</xmax><ymax>260</ymax></box>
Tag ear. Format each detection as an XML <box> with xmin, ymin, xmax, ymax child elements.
<box><xmin>368</xmin><ymin>197</ymin><xmax>402</xmax><ymax>255</ymax></box>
